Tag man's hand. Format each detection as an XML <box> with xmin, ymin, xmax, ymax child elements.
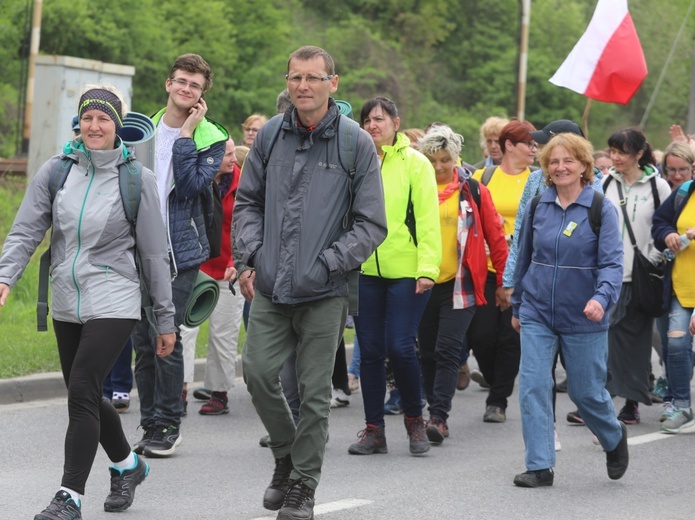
<box><xmin>415</xmin><ymin>277</ymin><xmax>434</xmax><ymax>294</ymax></box>
<box><xmin>583</xmin><ymin>299</ymin><xmax>605</xmax><ymax>322</ymax></box>
<box><xmin>239</xmin><ymin>269</ymin><xmax>256</xmax><ymax>301</ymax></box>
<box><xmin>156</xmin><ymin>333</ymin><xmax>176</xmax><ymax>357</ymax></box>
<box><xmin>180</xmin><ymin>97</ymin><xmax>208</xmax><ymax>138</ymax></box>
<box><xmin>0</xmin><ymin>283</ymin><xmax>10</xmax><ymax>315</ymax></box>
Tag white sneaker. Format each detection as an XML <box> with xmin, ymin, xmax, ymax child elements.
<box><xmin>554</xmin><ymin>429</ymin><xmax>561</xmax><ymax>451</ymax></box>
<box><xmin>330</xmin><ymin>389</ymin><xmax>351</xmax><ymax>408</ymax></box>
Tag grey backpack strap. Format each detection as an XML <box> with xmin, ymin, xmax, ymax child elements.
<box><xmin>481</xmin><ymin>165</ymin><xmax>497</xmax><ymax>186</ymax></box>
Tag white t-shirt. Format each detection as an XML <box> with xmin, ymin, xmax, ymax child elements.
<box><xmin>155</xmin><ymin>119</ymin><xmax>181</xmax><ymax>226</ymax></box>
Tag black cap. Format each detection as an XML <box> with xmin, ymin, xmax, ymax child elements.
<box><xmin>530</xmin><ymin>119</ymin><xmax>584</xmax><ymax>144</ymax></box>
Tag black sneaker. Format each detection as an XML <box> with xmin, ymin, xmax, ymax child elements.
<box><xmin>132</xmin><ymin>427</ymin><xmax>155</xmax><ymax>455</ymax></box>
<box><xmin>263</xmin><ymin>454</ymin><xmax>293</xmax><ymax>511</ymax></box>
<box><xmin>513</xmin><ymin>468</ymin><xmax>554</xmax><ymax>488</ymax></box>
<box><xmin>606</xmin><ymin>421</ymin><xmax>629</xmax><ymax>480</ymax></box>
<box><xmin>104</xmin><ymin>453</ymin><xmax>150</xmax><ymax>512</ymax></box>
<box><xmin>566</xmin><ymin>410</ymin><xmax>585</xmax><ymax>425</ymax></box>
<box><xmin>34</xmin><ymin>490</ymin><xmax>82</xmax><ymax>520</ymax></box>
<box><xmin>143</xmin><ymin>424</ymin><xmax>182</xmax><ymax>458</ymax></box>
<box><xmin>617</xmin><ymin>400</ymin><xmax>640</xmax><ymax>425</ymax></box>
<box><xmin>259</xmin><ymin>434</ymin><xmax>270</xmax><ymax>448</ymax></box>
<box><xmin>277</xmin><ymin>479</ymin><xmax>315</xmax><ymax>520</ymax></box>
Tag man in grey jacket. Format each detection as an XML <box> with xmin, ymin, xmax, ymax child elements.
<box><xmin>233</xmin><ymin>46</ymin><xmax>387</xmax><ymax>520</ymax></box>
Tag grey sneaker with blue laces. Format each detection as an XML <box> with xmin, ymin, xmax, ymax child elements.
<box><xmin>661</xmin><ymin>407</ymin><xmax>695</xmax><ymax>434</ymax></box>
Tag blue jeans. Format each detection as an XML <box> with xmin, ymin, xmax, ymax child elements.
<box><xmin>133</xmin><ymin>268</ymin><xmax>197</xmax><ymax>429</ymax></box>
<box><xmin>103</xmin><ymin>338</ymin><xmax>133</xmax><ymax>397</ymax></box>
<box><xmin>348</xmin><ymin>333</ymin><xmax>360</xmax><ymax>378</ymax></box>
<box><xmin>418</xmin><ymin>279</ymin><xmax>476</xmax><ymax>421</ymax></box>
<box><xmin>519</xmin><ymin>316</ymin><xmax>622</xmax><ymax>471</ymax></box>
<box><xmin>355</xmin><ymin>276</ymin><xmax>430</xmax><ymax>426</ymax></box>
<box><xmin>666</xmin><ymin>297</ymin><xmax>694</xmax><ymax>409</ymax></box>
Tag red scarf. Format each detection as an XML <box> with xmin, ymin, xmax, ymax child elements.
<box><xmin>438</xmin><ymin>175</ymin><xmax>460</xmax><ymax>204</ymax></box>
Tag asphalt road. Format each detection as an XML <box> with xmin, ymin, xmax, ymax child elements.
<box><xmin>2</xmin><ymin>355</ymin><xmax>695</xmax><ymax>520</ymax></box>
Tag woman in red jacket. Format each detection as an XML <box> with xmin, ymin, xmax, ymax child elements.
<box><xmin>417</xmin><ymin>124</ymin><xmax>508</xmax><ymax>443</ymax></box>
<box><xmin>181</xmin><ymin>138</ymin><xmax>244</xmax><ymax>415</ymax></box>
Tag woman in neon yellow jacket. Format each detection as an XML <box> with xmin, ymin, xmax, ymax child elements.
<box><xmin>348</xmin><ymin>96</ymin><xmax>441</xmax><ymax>457</ymax></box>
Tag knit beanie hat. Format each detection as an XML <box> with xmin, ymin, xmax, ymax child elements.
<box><xmin>78</xmin><ymin>88</ymin><xmax>123</xmax><ymax>130</ymax></box>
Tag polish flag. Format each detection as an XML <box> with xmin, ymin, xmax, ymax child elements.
<box><xmin>549</xmin><ymin>0</ymin><xmax>647</xmax><ymax>105</ymax></box>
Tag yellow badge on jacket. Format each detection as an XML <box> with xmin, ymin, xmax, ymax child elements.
<box><xmin>563</xmin><ymin>221</ymin><xmax>578</xmax><ymax>237</ymax></box>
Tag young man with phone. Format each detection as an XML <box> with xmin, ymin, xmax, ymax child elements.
<box><xmin>131</xmin><ymin>53</ymin><xmax>228</xmax><ymax>458</ymax></box>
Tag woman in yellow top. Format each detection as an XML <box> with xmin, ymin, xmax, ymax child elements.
<box><xmin>652</xmin><ymin>177</ymin><xmax>695</xmax><ymax>433</ymax></box>
<box><xmin>348</xmin><ymin>96</ymin><xmax>441</xmax><ymax>457</ymax></box>
<box><xmin>468</xmin><ymin>119</ymin><xmax>537</xmax><ymax>423</ymax></box>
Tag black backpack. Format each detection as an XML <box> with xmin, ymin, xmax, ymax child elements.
<box><xmin>201</xmin><ymin>182</ymin><xmax>223</xmax><ymax>259</ymax></box>
<box><xmin>529</xmin><ymin>190</ymin><xmax>605</xmax><ymax>236</ymax></box>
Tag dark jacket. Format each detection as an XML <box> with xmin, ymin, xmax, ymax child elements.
<box><xmin>151</xmin><ymin>109</ymin><xmax>228</xmax><ymax>274</ymax></box>
<box><xmin>652</xmin><ymin>179</ymin><xmax>695</xmax><ymax>305</ymax></box>
<box><xmin>233</xmin><ymin>100</ymin><xmax>388</xmax><ymax>304</ymax></box>
<box><xmin>512</xmin><ymin>184</ymin><xmax>623</xmax><ymax>333</ymax></box>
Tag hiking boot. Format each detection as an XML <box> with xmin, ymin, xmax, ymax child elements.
<box><xmin>34</xmin><ymin>490</ymin><xmax>82</xmax><ymax>520</ymax></box>
<box><xmin>457</xmin><ymin>363</ymin><xmax>470</xmax><ymax>391</ymax></box>
<box><xmin>566</xmin><ymin>410</ymin><xmax>584</xmax><ymax>425</ymax></box>
<box><xmin>661</xmin><ymin>407</ymin><xmax>695</xmax><ymax>434</ymax></box>
<box><xmin>199</xmin><ymin>391</ymin><xmax>229</xmax><ymax>415</ymax></box>
<box><xmin>348</xmin><ymin>424</ymin><xmax>387</xmax><ymax>455</ymax></box>
<box><xmin>470</xmin><ymin>369</ymin><xmax>490</xmax><ymax>388</ymax></box>
<box><xmin>483</xmin><ymin>405</ymin><xmax>506</xmax><ymax>423</ymax></box>
<box><xmin>193</xmin><ymin>387</ymin><xmax>212</xmax><ymax>400</ymax></box>
<box><xmin>263</xmin><ymin>454</ymin><xmax>293</xmax><ymax>511</ymax></box>
<box><xmin>606</xmin><ymin>421</ymin><xmax>629</xmax><ymax>480</ymax></box>
<box><xmin>181</xmin><ymin>389</ymin><xmax>188</xmax><ymax>417</ymax></box>
<box><xmin>103</xmin><ymin>453</ymin><xmax>149</xmax><ymax>512</ymax></box>
<box><xmin>650</xmin><ymin>376</ymin><xmax>668</xmax><ymax>403</ymax></box>
<box><xmin>425</xmin><ymin>416</ymin><xmax>449</xmax><ymax>444</ymax></box>
<box><xmin>384</xmin><ymin>388</ymin><xmax>403</xmax><ymax>415</ymax></box>
<box><xmin>660</xmin><ymin>401</ymin><xmax>676</xmax><ymax>422</ymax></box>
<box><xmin>143</xmin><ymin>424</ymin><xmax>182</xmax><ymax>458</ymax></box>
<box><xmin>132</xmin><ymin>427</ymin><xmax>155</xmax><ymax>455</ymax></box>
<box><xmin>513</xmin><ymin>469</ymin><xmax>554</xmax><ymax>488</ymax></box>
<box><xmin>617</xmin><ymin>400</ymin><xmax>640</xmax><ymax>425</ymax></box>
<box><xmin>277</xmin><ymin>479</ymin><xmax>315</xmax><ymax>520</ymax></box>
<box><xmin>404</xmin><ymin>416</ymin><xmax>430</xmax><ymax>455</ymax></box>
<box><xmin>330</xmin><ymin>388</ymin><xmax>351</xmax><ymax>408</ymax></box>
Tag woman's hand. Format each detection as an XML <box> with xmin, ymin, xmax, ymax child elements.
<box><xmin>415</xmin><ymin>277</ymin><xmax>434</xmax><ymax>294</ymax></box>
<box><xmin>156</xmin><ymin>333</ymin><xmax>176</xmax><ymax>357</ymax></box>
<box><xmin>690</xmin><ymin>314</ymin><xmax>695</xmax><ymax>336</ymax></box>
<box><xmin>0</xmin><ymin>283</ymin><xmax>10</xmax><ymax>315</ymax></box>
<box><xmin>583</xmin><ymin>299</ymin><xmax>605</xmax><ymax>322</ymax></box>
<box><xmin>665</xmin><ymin>232</ymin><xmax>684</xmax><ymax>254</ymax></box>
<box><xmin>686</xmin><ymin>227</ymin><xmax>695</xmax><ymax>241</ymax></box>
<box><xmin>497</xmin><ymin>287</ymin><xmax>511</xmax><ymax>310</ymax></box>
<box><xmin>511</xmin><ymin>316</ymin><xmax>520</xmax><ymax>333</ymax></box>
<box><xmin>223</xmin><ymin>266</ymin><xmax>237</xmax><ymax>282</ymax></box>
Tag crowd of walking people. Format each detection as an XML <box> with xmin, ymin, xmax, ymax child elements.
<box><xmin>1</xmin><ymin>45</ymin><xmax>694</xmax><ymax>520</ymax></box>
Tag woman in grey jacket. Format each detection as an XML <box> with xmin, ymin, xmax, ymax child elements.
<box><xmin>0</xmin><ymin>87</ymin><xmax>176</xmax><ymax>520</ymax></box>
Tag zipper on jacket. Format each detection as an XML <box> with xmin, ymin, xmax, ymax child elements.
<box><xmin>71</xmin><ymin>155</ymin><xmax>96</xmax><ymax>323</ymax></box>
<box><xmin>550</xmin><ymin>208</ymin><xmax>567</xmax><ymax>330</ymax></box>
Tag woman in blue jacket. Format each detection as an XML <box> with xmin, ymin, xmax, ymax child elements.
<box><xmin>511</xmin><ymin>133</ymin><xmax>627</xmax><ymax>487</ymax></box>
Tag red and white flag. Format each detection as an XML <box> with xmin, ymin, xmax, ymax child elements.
<box><xmin>549</xmin><ymin>0</ymin><xmax>647</xmax><ymax>105</ymax></box>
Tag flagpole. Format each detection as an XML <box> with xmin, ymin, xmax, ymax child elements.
<box><xmin>582</xmin><ymin>98</ymin><xmax>592</xmax><ymax>140</ymax></box>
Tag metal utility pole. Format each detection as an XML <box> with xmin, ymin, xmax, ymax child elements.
<box><xmin>516</xmin><ymin>0</ymin><xmax>531</xmax><ymax>121</ymax></box>
<box><xmin>22</xmin><ymin>0</ymin><xmax>43</xmax><ymax>154</ymax></box>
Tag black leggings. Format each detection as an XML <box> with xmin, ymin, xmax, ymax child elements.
<box><xmin>53</xmin><ymin>318</ymin><xmax>135</xmax><ymax>494</ymax></box>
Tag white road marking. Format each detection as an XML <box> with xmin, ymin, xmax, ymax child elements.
<box><xmin>629</xmin><ymin>426</ymin><xmax>695</xmax><ymax>445</ymax></box>
<box><xmin>251</xmin><ymin>498</ymin><xmax>373</xmax><ymax>520</ymax></box>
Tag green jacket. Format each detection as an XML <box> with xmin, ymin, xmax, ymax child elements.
<box><xmin>362</xmin><ymin>132</ymin><xmax>441</xmax><ymax>280</ymax></box>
